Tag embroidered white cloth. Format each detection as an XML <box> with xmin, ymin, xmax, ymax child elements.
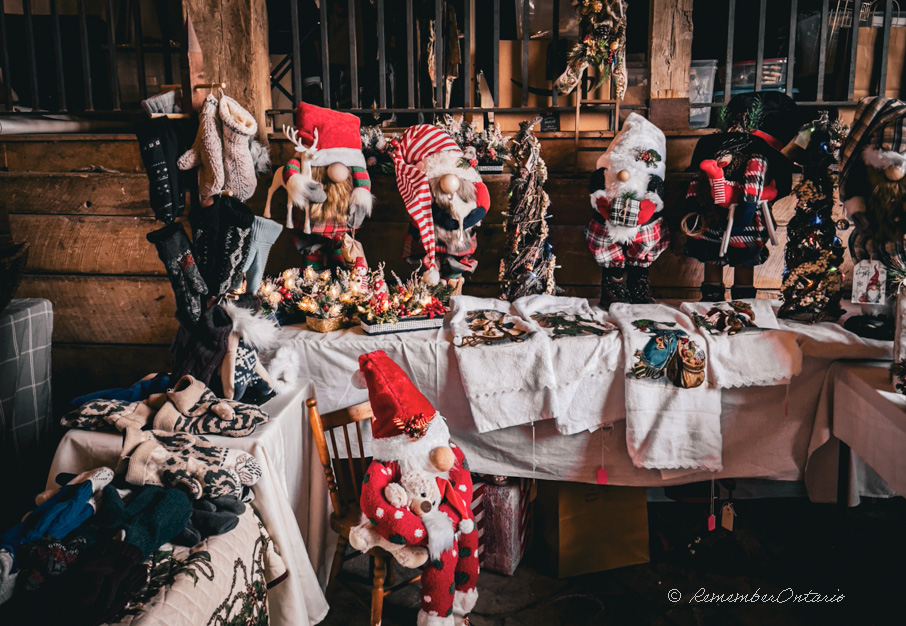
<box><xmin>680</xmin><ymin>299</ymin><xmax>803</xmax><ymax>388</ymax></box>
<box><xmin>449</xmin><ymin>296</ymin><xmax>555</xmax><ymax>433</ymax></box>
<box><xmin>609</xmin><ymin>303</ymin><xmax>723</xmax><ymax>472</ymax></box>
<box><xmin>512</xmin><ymin>295</ymin><xmax>623</xmax><ymax>434</ymax></box>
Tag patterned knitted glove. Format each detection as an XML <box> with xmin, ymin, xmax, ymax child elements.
<box><xmin>153</xmin><ymin>375</ymin><xmax>269</xmax><ymax>437</ymax></box>
<box><xmin>121</xmin><ymin>428</ymin><xmax>263</xmax><ymax>500</ymax></box>
<box><xmin>146</xmin><ymin>222</ymin><xmax>209</xmax><ymax>326</ymax></box>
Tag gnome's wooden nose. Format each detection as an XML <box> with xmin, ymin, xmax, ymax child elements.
<box><xmin>420</xmin><ymin>500</ymin><xmax>432</xmax><ymax>513</ymax></box>
<box><xmin>430</xmin><ymin>446</ymin><xmax>455</xmax><ymax>472</ymax></box>
<box><xmin>885</xmin><ymin>165</ymin><xmax>906</xmax><ymax>181</ymax></box>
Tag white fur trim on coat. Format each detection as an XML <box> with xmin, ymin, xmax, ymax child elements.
<box><xmin>372</xmin><ymin>415</ymin><xmax>452</xmax><ymax>471</ymax></box>
<box><xmin>310</xmin><ymin>146</ymin><xmax>367</xmax><ymax>170</ymax></box>
<box><xmin>418</xmin><ymin>609</ymin><xmax>454</xmax><ymax>626</ymax></box>
<box><xmin>607</xmin><ymin>223</ymin><xmax>641</xmax><ymax>245</ymax></box>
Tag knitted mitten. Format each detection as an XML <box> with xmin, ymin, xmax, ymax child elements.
<box><xmin>178</xmin><ymin>94</ymin><xmax>224</xmax><ymax>201</ymax></box>
<box><xmin>117</xmin><ymin>488</ymin><xmax>192</xmax><ymax>557</ymax></box>
<box><xmin>121</xmin><ymin>428</ymin><xmax>262</xmax><ymax>499</ymax></box>
<box><xmin>153</xmin><ymin>374</ymin><xmax>269</xmax><ymax>437</ymax></box>
<box><xmin>141</xmin><ymin>88</ymin><xmax>182</xmax><ymax>115</ymax></box>
<box><xmin>147</xmin><ymin>222</ymin><xmax>209</xmax><ymax>326</ymax></box>
<box><xmin>172</xmin><ymin>496</ymin><xmax>244</xmax><ymax>547</ymax></box>
<box><xmin>135</xmin><ymin>117</ymin><xmax>183</xmax><ymax>222</ymax></box>
<box><xmin>17</xmin><ymin>536</ymin><xmax>87</xmax><ymax>591</ymax></box>
<box><xmin>219</xmin><ymin>95</ymin><xmax>259</xmax><ymax>202</ymax></box>
<box><xmin>170</xmin><ymin>303</ymin><xmax>233</xmax><ymax>388</ymax></box>
<box><xmin>210</xmin><ymin>195</ymin><xmax>255</xmax><ymax>297</ymax></box>
<box><xmin>61</xmin><ymin>398</ymin><xmax>155</xmax><ymax>433</ymax></box>
<box><xmin>241</xmin><ymin>216</ymin><xmax>283</xmax><ymax>294</ymax></box>
<box><xmin>188</xmin><ymin>200</ymin><xmax>221</xmax><ymax>291</ymax></box>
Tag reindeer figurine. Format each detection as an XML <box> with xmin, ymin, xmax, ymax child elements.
<box><xmin>263</xmin><ymin>125</ymin><xmax>327</xmax><ymax>231</ymax></box>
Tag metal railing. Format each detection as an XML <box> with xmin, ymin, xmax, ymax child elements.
<box><xmin>0</xmin><ymin>0</ymin><xmax>181</xmax><ymax>114</ymax></box>
<box><xmin>268</xmin><ymin>0</ymin><xmax>626</xmax><ymax>129</ymax></box>
<box><xmin>271</xmin><ymin>0</ymin><xmax>904</xmax><ymax>128</ymax></box>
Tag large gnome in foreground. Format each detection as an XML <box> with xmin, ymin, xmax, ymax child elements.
<box><xmin>585</xmin><ymin>112</ymin><xmax>668</xmax><ymax>306</ymax></box>
<box><xmin>356</xmin><ymin>350</ymin><xmax>478</xmax><ymax>626</ymax></box>
<box><xmin>394</xmin><ymin>125</ymin><xmax>491</xmax><ymax>286</ymax></box>
<box><xmin>292</xmin><ymin>102</ymin><xmax>374</xmax><ymax>270</ymax></box>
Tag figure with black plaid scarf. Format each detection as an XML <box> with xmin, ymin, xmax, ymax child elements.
<box><xmin>681</xmin><ymin>92</ymin><xmax>798</xmax><ymax>301</ymax></box>
<box><xmin>585</xmin><ymin>112</ymin><xmax>668</xmax><ymax>307</ymax></box>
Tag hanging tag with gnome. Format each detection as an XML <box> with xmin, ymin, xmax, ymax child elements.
<box><xmin>851</xmin><ymin>260</ymin><xmax>887</xmax><ymax>305</ymax></box>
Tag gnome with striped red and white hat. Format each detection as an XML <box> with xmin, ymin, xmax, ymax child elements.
<box><xmin>394</xmin><ymin>125</ymin><xmax>491</xmax><ymax>286</ymax></box>
<box><xmin>356</xmin><ymin>350</ymin><xmax>479</xmax><ymax>626</ymax></box>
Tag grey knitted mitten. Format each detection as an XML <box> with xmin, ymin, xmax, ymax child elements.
<box><xmin>241</xmin><ymin>216</ymin><xmax>284</xmax><ymax>294</ymax></box>
<box><xmin>219</xmin><ymin>95</ymin><xmax>259</xmax><ymax>202</ymax></box>
<box><xmin>178</xmin><ymin>94</ymin><xmax>224</xmax><ymax>201</ymax></box>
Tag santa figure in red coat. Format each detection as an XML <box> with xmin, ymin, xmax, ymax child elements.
<box><xmin>356</xmin><ymin>350</ymin><xmax>478</xmax><ymax>626</ymax></box>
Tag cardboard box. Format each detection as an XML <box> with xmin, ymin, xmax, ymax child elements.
<box><xmin>535</xmin><ymin>481</ymin><xmax>649</xmax><ymax>578</ymax></box>
<box><xmin>480</xmin><ymin>478</ymin><xmax>534</xmax><ymax>575</ymax></box>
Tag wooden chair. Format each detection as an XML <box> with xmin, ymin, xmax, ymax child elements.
<box><xmin>307</xmin><ymin>397</ymin><xmax>421</xmax><ymax>626</ymax></box>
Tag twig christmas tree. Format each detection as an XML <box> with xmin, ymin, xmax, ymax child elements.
<box><xmin>778</xmin><ymin>112</ymin><xmax>848</xmax><ymax>323</ymax></box>
<box><xmin>499</xmin><ymin>118</ymin><xmax>558</xmax><ymax>300</ymax></box>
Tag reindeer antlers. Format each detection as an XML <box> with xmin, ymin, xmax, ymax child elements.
<box><xmin>282</xmin><ymin>124</ymin><xmax>319</xmax><ymax>158</ymax></box>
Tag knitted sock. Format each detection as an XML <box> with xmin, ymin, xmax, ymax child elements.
<box><xmin>141</xmin><ymin>88</ymin><xmax>182</xmax><ymax>115</ymax></box>
<box><xmin>122</xmin><ymin>428</ymin><xmax>261</xmax><ymax>499</ymax></box>
<box><xmin>170</xmin><ymin>303</ymin><xmax>233</xmax><ymax>388</ymax></box>
<box><xmin>241</xmin><ymin>216</ymin><xmax>283</xmax><ymax>294</ymax></box>
<box><xmin>210</xmin><ymin>196</ymin><xmax>254</xmax><ymax>298</ymax></box>
<box><xmin>147</xmin><ymin>222</ymin><xmax>209</xmax><ymax>326</ymax></box>
<box><xmin>178</xmin><ymin>94</ymin><xmax>224</xmax><ymax>202</ymax></box>
<box><xmin>135</xmin><ymin>117</ymin><xmax>181</xmax><ymax>223</ymax></box>
<box><xmin>152</xmin><ymin>374</ymin><xmax>269</xmax><ymax>437</ymax></box>
<box><xmin>219</xmin><ymin>95</ymin><xmax>259</xmax><ymax>202</ymax></box>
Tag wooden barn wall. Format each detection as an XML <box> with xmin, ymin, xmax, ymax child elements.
<box><xmin>1</xmin><ymin>133</ymin><xmax>847</xmax><ymax>409</ymax></box>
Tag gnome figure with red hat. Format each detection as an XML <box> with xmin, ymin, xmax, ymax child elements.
<box><xmin>286</xmin><ymin>102</ymin><xmax>374</xmax><ymax>270</ymax></box>
<box><xmin>681</xmin><ymin>92</ymin><xmax>799</xmax><ymax>301</ymax></box>
<box><xmin>394</xmin><ymin>124</ymin><xmax>491</xmax><ymax>286</ymax></box>
<box><xmin>356</xmin><ymin>350</ymin><xmax>479</xmax><ymax>626</ymax></box>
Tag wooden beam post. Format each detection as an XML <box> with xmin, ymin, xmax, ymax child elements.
<box><xmin>182</xmin><ymin>0</ymin><xmax>272</xmax><ymax>142</ymax></box>
<box><xmin>648</xmin><ymin>0</ymin><xmax>694</xmax><ymax>130</ymax></box>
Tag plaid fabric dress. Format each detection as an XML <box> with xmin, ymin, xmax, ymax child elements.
<box><xmin>584</xmin><ymin>212</ymin><xmax>669</xmax><ymax>268</ymax></box>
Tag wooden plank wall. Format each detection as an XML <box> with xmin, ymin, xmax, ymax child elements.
<box><xmin>2</xmin><ymin>133</ymin><xmax>829</xmax><ymax>410</ymax></box>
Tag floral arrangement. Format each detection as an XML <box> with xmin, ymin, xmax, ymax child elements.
<box><xmin>554</xmin><ymin>0</ymin><xmax>627</xmax><ymax>99</ymax></box>
<box><xmin>360</xmin><ymin>126</ymin><xmax>397</xmax><ymax>174</ymax></box>
<box><xmin>358</xmin><ymin>268</ymin><xmax>453</xmax><ymax>325</ymax></box>
<box><xmin>435</xmin><ymin>115</ymin><xmax>512</xmax><ymax>166</ymax></box>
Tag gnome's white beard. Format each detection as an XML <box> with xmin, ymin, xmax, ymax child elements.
<box><xmin>607</xmin><ymin>223</ymin><xmax>640</xmax><ymax>245</ymax></box>
<box><xmin>423</xmin><ymin>508</ymin><xmax>455</xmax><ymax>559</ymax></box>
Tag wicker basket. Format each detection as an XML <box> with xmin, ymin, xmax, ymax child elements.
<box><xmin>0</xmin><ymin>243</ymin><xmax>29</xmax><ymax>313</ymax></box>
<box><xmin>306</xmin><ymin>315</ymin><xmax>344</xmax><ymax>333</ymax></box>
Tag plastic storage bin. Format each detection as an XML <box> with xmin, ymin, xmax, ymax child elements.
<box><xmin>689</xmin><ymin>59</ymin><xmax>718</xmax><ymax>128</ymax></box>
<box><xmin>718</xmin><ymin>58</ymin><xmax>788</xmax><ymax>90</ymax></box>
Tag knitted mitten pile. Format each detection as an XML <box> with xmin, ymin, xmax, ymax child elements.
<box><xmin>62</xmin><ymin>375</ymin><xmax>268</xmax><ymax>438</ymax></box>
<box><xmin>121</xmin><ymin>428</ymin><xmax>263</xmax><ymax>499</ymax></box>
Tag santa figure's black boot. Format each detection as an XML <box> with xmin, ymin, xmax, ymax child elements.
<box><xmin>599</xmin><ymin>267</ymin><xmax>630</xmax><ymax>308</ymax></box>
<box><xmin>627</xmin><ymin>266</ymin><xmax>656</xmax><ymax>304</ymax></box>
<box><xmin>700</xmin><ymin>282</ymin><xmax>726</xmax><ymax>302</ymax></box>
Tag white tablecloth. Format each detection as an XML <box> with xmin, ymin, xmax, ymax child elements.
<box><xmin>283</xmin><ymin>308</ymin><xmax>891</xmax><ymax>491</ymax></box>
<box><xmin>804</xmin><ymin>362</ymin><xmax>904</xmax><ymax>504</ymax></box>
<box><xmin>46</xmin><ymin>384</ymin><xmax>330</xmax><ymax>626</ymax></box>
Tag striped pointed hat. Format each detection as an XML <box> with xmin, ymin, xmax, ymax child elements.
<box><xmin>392</xmin><ymin>125</ymin><xmax>473</xmax><ymax>280</ymax></box>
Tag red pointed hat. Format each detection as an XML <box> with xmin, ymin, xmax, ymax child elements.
<box><xmin>357</xmin><ymin>350</ymin><xmax>451</xmax><ymax>465</ymax></box>
<box><xmin>295</xmin><ymin>102</ymin><xmax>367</xmax><ymax>170</ymax></box>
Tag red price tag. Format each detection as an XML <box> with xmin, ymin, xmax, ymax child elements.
<box><xmin>596</xmin><ymin>468</ymin><xmax>608</xmax><ymax>485</ymax></box>
<box><xmin>707</xmin><ymin>514</ymin><xmax>716</xmax><ymax>532</ymax></box>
